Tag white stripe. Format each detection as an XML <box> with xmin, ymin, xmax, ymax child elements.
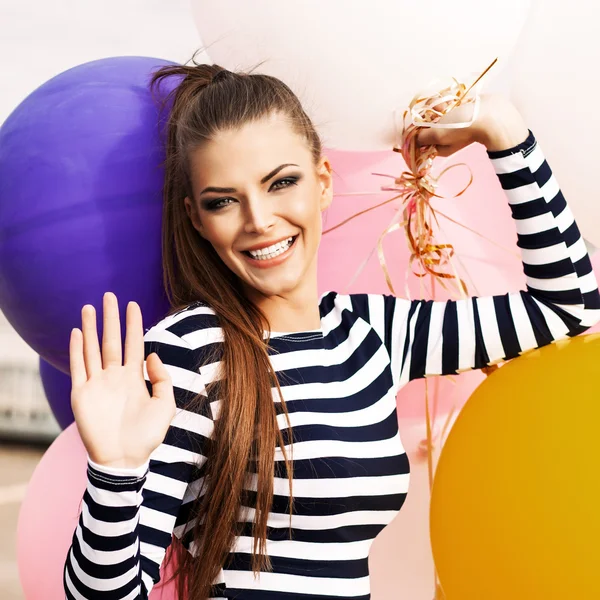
<box><xmin>143</xmin><ymin>326</ymin><xmax>189</xmax><ymax>348</ymax></box>
<box><xmin>526</xmin><ymin>272</ymin><xmax>580</xmax><ymax>292</ymax></box>
<box><xmin>579</xmin><ymin>270</ymin><xmax>600</xmax><ymax>294</ymax></box>
<box><xmin>231</xmin><ymin>536</ymin><xmax>373</xmax><ymax>561</ymax></box>
<box><xmin>74</xmin><ymin>524</ymin><xmax>136</xmax><ymax>566</ymax></box>
<box><xmin>275</xmin><ymin>387</ymin><xmax>397</xmax><ymax>429</ymax></box>
<box><xmin>184</xmin><ymin>325</ymin><xmax>223</xmax><ymax>347</ymax></box>
<box><xmin>141</xmin><ymin>571</ymin><xmax>155</xmax><ymax>597</ymax></box>
<box><xmin>513</xmin><ymin>211</ymin><xmax>557</xmax><ymax>236</ymax></box>
<box><xmin>273</xmin><ymin>431</ymin><xmax>406</xmax><ymax>461</ymax></box>
<box><xmin>389</xmin><ymin>297</ymin><xmax>412</xmax><ymax>391</ymax></box>
<box><xmin>525</xmin><ymin>142</ymin><xmax>545</xmax><ymax>172</ymax></box>
<box><xmin>580</xmin><ymin>308</ymin><xmax>600</xmax><ymax>328</ymax></box>
<box><xmin>268</xmin><ymin>345</ymin><xmax>390</xmax><ymax>402</ymax></box>
<box><xmin>520</xmin><ymin>243</ymin><xmax>568</xmax><ymax>265</ymax></box>
<box><xmin>65</xmin><ymin>565</ymin><xmax>94</xmax><ymax>600</ymax></box>
<box><xmin>242</xmin><ymin>505</ymin><xmax>400</xmax><ymax>531</ymax></box>
<box><xmin>488</xmin><ymin>151</ymin><xmax>527</xmax><ymax>175</ymax></box>
<box><xmin>554</xmin><ymin>203</ymin><xmax>575</xmax><ymax>234</ymax></box>
<box><xmin>170</xmin><ymin>406</ymin><xmax>213</xmax><ymax>436</ymax></box>
<box><xmin>81</xmin><ymin>502</ymin><xmax>139</xmax><ymax>537</ymax></box>
<box><xmin>139</xmin><ymin>504</ymin><xmax>178</xmax><ymax>534</ymax></box>
<box><xmin>508</xmin><ymin>294</ymin><xmax>537</xmax><ymax>354</ymax></box>
<box><xmin>87</xmin><ymin>456</ymin><xmax>148</xmax><ymax>478</ymax></box>
<box><xmin>502</xmin><ymin>181</ymin><xmax>543</xmax><ymax>205</ymax></box>
<box><xmin>475</xmin><ymin>296</ymin><xmax>506</xmax><ymax>364</ymax></box>
<box><xmin>138</xmin><ymin>541</ymin><xmax>167</xmax><ymax>569</ymax></box>
<box><xmin>400</xmin><ymin>302</ymin><xmax>421</xmax><ymax>383</ymax></box>
<box><xmin>569</xmin><ymin>236</ymin><xmax>589</xmax><ymax>262</ymax></box>
<box><xmin>246</xmin><ymin>471</ymin><xmax>410</xmax><ymax>499</ymax></box>
<box><xmin>269</xmin><ymin>318</ymin><xmax>371</xmax><ymax>371</ymax></box>
<box><xmin>424</xmin><ymin>301</ymin><xmax>444</xmax><ymax>376</ymax></box>
<box><xmin>456</xmin><ymin>300</ymin><xmax>476</xmax><ymax>371</ymax></box>
<box><xmin>150</xmin><ymin>441</ymin><xmax>205</xmax><ymax>467</ymax></box>
<box><xmin>86</xmin><ymin>481</ymin><xmax>142</xmax><ymax>509</ymax></box>
<box><xmin>144</xmin><ymin>469</ymin><xmax>189</xmax><ymax>499</ymax></box>
<box><xmin>531</xmin><ymin>297</ymin><xmax>570</xmax><ymax>341</ymax></box>
<box><xmin>68</xmin><ymin>548</ymin><xmax>139</xmax><ymax>592</ymax></box>
<box><xmin>540</xmin><ymin>174</ymin><xmax>560</xmax><ymax>204</ymax></box>
<box><xmin>223</xmin><ymin>569</ymin><xmax>371</xmax><ymax>597</ymax></box>
<box><xmin>366</xmin><ymin>293</ymin><xmax>387</xmax><ymax>345</ymax></box>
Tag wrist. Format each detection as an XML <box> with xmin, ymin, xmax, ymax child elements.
<box><xmin>88</xmin><ymin>454</ymin><xmax>149</xmax><ymax>470</ymax></box>
<box><xmin>477</xmin><ymin>96</ymin><xmax>530</xmax><ymax>152</ymax></box>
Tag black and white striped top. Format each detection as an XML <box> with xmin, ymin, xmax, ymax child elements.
<box><xmin>64</xmin><ymin>131</ymin><xmax>600</xmax><ymax>599</ymax></box>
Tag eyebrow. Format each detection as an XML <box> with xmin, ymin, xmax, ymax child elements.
<box><xmin>198</xmin><ymin>163</ymin><xmax>299</xmax><ymax>196</ymax></box>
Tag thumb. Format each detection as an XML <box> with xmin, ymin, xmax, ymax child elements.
<box><xmin>415</xmin><ymin>127</ymin><xmax>445</xmax><ymax>148</ymax></box>
<box><xmin>146</xmin><ymin>353</ymin><xmax>174</xmax><ymax>401</ymax></box>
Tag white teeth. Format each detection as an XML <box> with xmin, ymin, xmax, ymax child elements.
<box><xmin>248</xmin><ymin>237</ymin><xmax>293</xmax><ymax>259</ymax></box>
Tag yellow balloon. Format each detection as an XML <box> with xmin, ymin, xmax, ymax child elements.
<box><xmin>430</xmin><ymin>333</ymin><xmax>600</xmax><ymax>600</ymax></box>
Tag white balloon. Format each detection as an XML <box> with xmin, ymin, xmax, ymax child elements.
<box><xmin>510</xmin><ymin>0</ymin><xmax>600</xmax><ymax>246</ymax></box>
<box><xmin>191</xmin><ymin>0</ymin><xmax>531</xmax><ymax>150</ymax></box>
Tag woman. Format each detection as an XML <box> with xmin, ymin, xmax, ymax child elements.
<box><xmin>63</xmin><ymin>63</ymin><xmax>600</xmax><ymax>600</ymax></box>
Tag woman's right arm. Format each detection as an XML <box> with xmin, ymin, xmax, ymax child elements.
<box><xmin>63</xmin><ymin>301</ymin><xmax>223</xmax><ymax>598</ymax></box>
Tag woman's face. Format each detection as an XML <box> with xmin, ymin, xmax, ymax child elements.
<box><xmin>184</xmin><ymin>111</ymin><xmax>333</xmax><ymax>302</ymax></box>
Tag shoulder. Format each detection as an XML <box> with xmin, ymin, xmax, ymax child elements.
<box><xmin>320</xmin><ymin>290</ymin><xmax>383</xmax><ymax>321</ymax></box>
<box><xmin>144</xmin><ymin>301</ymin><xmax>222</xmax><ymax>356</ymax></box>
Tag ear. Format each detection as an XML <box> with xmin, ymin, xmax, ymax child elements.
<box><xmin>316</xmin><ymin>155</ymin><xmax>334</xmax><ymax>212</ymax></box>
<box><xmin>184</xmin><ymin>196</ymin><xmax>204</xmax><ymax>237</ymax></box>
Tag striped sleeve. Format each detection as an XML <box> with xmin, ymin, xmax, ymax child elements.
<box><xmin>63</xmin><ymin>318</ymin><xmax>224</xmax><ymax>599</ymax></box>
<box><xmin>351</xmin><ymin>130</ymin><xmax>600</xmax><ymax>392</ymax></box>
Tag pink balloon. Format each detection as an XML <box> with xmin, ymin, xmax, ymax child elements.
<box><xmin>16</xmin><ymin>423</ymin><xmax>178</xmax><ymax>599</ymax></box>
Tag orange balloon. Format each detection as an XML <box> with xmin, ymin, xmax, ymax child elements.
<box><xmin>430</xmin><ymin>333</ymin><xmax>600</xmax><ymax>600</ymax></box>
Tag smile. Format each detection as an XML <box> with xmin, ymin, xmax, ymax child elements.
<box><xmin>241</xmin><ymin>235</ymin><xmax>298</xmax><ymax>267</ymax></box>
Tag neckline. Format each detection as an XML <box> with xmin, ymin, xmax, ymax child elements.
<box><xmin>264</xmin><ymin>328</ymin><xmax>324</xmax><ymax>340</ymax></box>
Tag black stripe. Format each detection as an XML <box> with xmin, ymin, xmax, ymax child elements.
<box><xmin>523</xmin><ymin>258</ymin><xmax>574</xmax><ymax>279</ymax></box>
<box><xmin>521</xmin><ymin>293</ymin><xmax>554</xmax><ymax>348</ymax></box>
<box><xmin>472</xmin><ymin>298</ymin><xmax>490</xmax><ymax>368</ymax></box>
<box><xmin>493</xmin><ymin>295</ymin><xmax>520</xmax><ymax>358</ymax></box>
<box><xmin>441</xmin><ymin>301</ymin><xmax>459</xmax><ymax>375</ymax></box>
<box><xmin>409</xmin><ymin>300</ymin><xmax>433</xmax><ymax>379</ymax></box>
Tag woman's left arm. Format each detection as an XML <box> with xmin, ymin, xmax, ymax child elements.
<box><xmin>351</xmin><ymin>96</ymin><xmax>600</xmax><ymax>389</ymax></box>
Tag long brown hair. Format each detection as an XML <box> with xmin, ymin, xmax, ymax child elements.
<box><xmin>149</xmin><ymin>55</ymin><xmax>323</xmax><ymax>600</ymax></box>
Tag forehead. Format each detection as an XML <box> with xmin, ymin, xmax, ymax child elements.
<box><xmin>188</xmin><ymin>112</ymin><xmax>312</xmax><ymax>186</ymax></box>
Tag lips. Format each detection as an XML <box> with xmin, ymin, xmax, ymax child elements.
<box><xmin>242</xmin><ymin>235</ymin><xmax>297</xmax><ymax>257</ymax></box>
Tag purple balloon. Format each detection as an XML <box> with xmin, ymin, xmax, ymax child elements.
<box><xmin>39</xmin><ymin>357</ymin><xmax>73</xmax><ymax>430</ymax></box>
<box><xmin>0</xmin><ymin>56</ymin><xmax>178</xmax><ymax>374</ymax></box>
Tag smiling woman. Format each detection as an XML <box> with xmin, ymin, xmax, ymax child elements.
<box><xmin>63</xmin><ymin>59</ymin><xmax>600</xmax><ymax>600</ymax></box>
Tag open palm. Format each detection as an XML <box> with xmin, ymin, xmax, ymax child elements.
<box><xmin>70</xmin><ymin>292</ymin><xmax>176</xmax><ymax>469</ymax></box>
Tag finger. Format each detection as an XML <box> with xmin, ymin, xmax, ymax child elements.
<box><xmin>82</xmin><ymin>304</ymin><xmax>103</xmax><ymax>378</ymax></box>
<box><xmin>102</xmin><ymin>292</ymin><xmax>123</xmax><ymax>368</ymax></box>
<box><xmin>124</xmin><ymin>301</ymin><xmax>144</xmax><ymax>369</ymax></box>
<box><xmin>69</xmin><ymin>328</ymin><xmax>87</xmax><ymax>391</ymax></box>
<box><xmin>146</xmin><ymin>353</ymin><xmax>174</xmax><ymax>402</ymax></box>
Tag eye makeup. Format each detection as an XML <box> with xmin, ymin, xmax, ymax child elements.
<box><xmin>201</xmin><ymin>175</ymin><xmax>301</xmax><ymax>212</ymax></box>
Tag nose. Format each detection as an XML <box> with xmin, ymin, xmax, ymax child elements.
<box><xmin>243</xmin><ymin>195</ymin><xmax>276</xmax><ymax>235</ymax></box>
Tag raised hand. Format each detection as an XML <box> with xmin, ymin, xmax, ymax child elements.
<box><xmin>69</xmin><ymin>292</ymin><xmax>176</xmax><ymax>469</ymax></box>
<box><xmin>416</xmin><ymin>94</ymin><xmax>530</xmax><ymax>155</ymax></box>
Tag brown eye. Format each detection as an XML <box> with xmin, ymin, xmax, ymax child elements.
<box><xmin>270</xmin><ymin>176</ymin><xmax>299</xmax><ymax>191</ymax></box>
